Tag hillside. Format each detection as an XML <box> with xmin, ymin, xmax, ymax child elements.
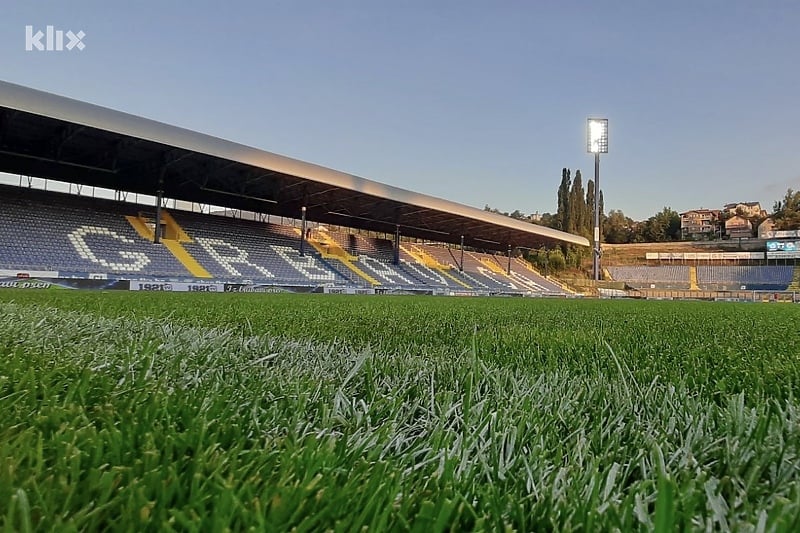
<box><xmin>601</xmin><ymin>240</ymin><xmax>766</xmax><ymax>265</ymax></box>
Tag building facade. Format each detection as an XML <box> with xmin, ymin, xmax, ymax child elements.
<box><xmin>680</xmin><ymin>209</ymin><xmax>721</xmax><ymax>239</ymax></box>
<box><xmin>722</xmin><ymin>202</ymin><xmax>767</xmax><ymax>219</ymax></box>
<box><xmin>725</xmin><ymin>215</ymin><xmax>752</xmax><ymax>239</ymax></box>
<box><xmin>757</xmin><ymin>218</ymin><xmax>776</xmax><ymax>239</ymax></box>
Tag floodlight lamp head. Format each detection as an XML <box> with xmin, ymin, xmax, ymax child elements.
<box><xmin>587</xmin><ymin>118</ymin><xmax>608</xmax><ymax>153</ymax></box>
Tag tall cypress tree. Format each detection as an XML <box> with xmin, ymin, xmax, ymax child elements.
<box><xmin>569</xmin><ymin>170</ymin><xmax>585</xmax><ymax>235</ymax></box>
<box><xmin>586</xmin><ymin>178</ymin><xmax>595</xmax><ymax>237</ymax></box>
<box><xmin>599</xmin><ymin>189</ymin><xmax>607</xmax><ymax>241</ymax></box>
<box><xmin>557</xmin><ymin>168</ymin><xmax>571</xmax><ymax>231</ymax></box>
<box><xmin>599</xmin><ymin>189</ymin><xmax>605</xmax><ymax>231</ymax></box>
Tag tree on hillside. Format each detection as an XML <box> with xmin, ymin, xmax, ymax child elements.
<box><xmin>639</xmin><ymin>207</ymin><xmax>681</xmax><ymax>242</ymax></box>
<box><xmin>528</xmin><ymin>247</ymin><xmax>549</xmax><ymax>273</ymax></box>
<box><xmin>772</xmin><ymin>189</ymin><xmax>800</xmax><ymax>230</ymax></box>
<box><xmin>586</xmin><ymin>179</ymin><xmax>608</xmax><ymax>241</ymax></box>
<box><xmin>537</xmin><ymin>212</ymin><xmax>557</xmax><ymax>228</ymax></box>
<box><xmin>556</xmin><ymin>168</ymin><xmax>572</xmax><ymax>231</ymax></box>
<box><xmin>603</xmin><ymin>209</ymin><xmax>635</xmax><ymax>243</ymax></box>
<box><xmin>599</xmin><ymin>189</ymin><xmax>605</xmax><ymax>227</ymax></box>
<box><xmin>483</xmin><ymin>204</ymin><xmax>507</xmax><ymax>217</ymax></box>
<box><xmin>569</xmin><ymin>170</ymin><xmax>586</xmax><ymax>235</ymax></box>
<box><xmin>547</xmin><ymin>248</ymin><xmax>566</xmax><ymax>271</ymax></box>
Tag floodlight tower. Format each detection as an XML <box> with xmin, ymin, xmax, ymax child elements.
<box><xmin>587</xmin><ymin>118</ymin><xmax>608</xmax><ymax>281</ymax></box>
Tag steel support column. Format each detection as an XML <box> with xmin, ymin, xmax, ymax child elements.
<box><xmin>154</xmin><ymin>180</ymin><xmax>164</xmax><ymax>245</ymax></box>
<box><xmin>300</xmin><ymin>206</ymin><xmax>307</xmax><ymax>256</ymax></box>
<box><xmin>394</xmin><ymin>225</ymin><xmax>400</xmax><ymax>265</ymax></box>
<box><xmin>460</xmin><ymin>235</ymin><xmax>464</xmax><ymax>272</ymax></box>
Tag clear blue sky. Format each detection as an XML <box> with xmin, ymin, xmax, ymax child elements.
<box><xmin>1</xmin><ymin>0</ymin><xmax>799</xmax><ymax>220</ymax></box>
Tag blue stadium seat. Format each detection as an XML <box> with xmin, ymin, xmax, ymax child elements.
<box><xmin>607</xmin><ymin>266</ymin><xmax>691</xmax><ymax>289</ymax></box>
<box><xmin>0</xmin><ymin>186</ymin><xmax>190</xmax><ymax>279</ymax></box>
<box><xmin>697</xmin><ymin>266</ymin><xmax>793</xmax><ymax>290</ymax></box>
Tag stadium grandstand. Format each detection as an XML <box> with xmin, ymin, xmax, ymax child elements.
<box><xmin>602</xmin><ymin>244</ymin><xmax>800</xmax><ymax>299</ymax></box>
<box><xmin>0</xmin><ymin>80</ymin><xmax>588</xmax><ymax>295</ymax></box>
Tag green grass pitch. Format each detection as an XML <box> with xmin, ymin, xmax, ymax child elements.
<box><xmin>1</xmin><ymin>291</ymin><xmax>799</xmax><ymax>530</ymax></box>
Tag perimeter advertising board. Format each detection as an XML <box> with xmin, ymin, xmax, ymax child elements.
<box><xmin>129</xmin><ymin>282</ymin><xmax>226</xmax><ymax>292</ymax></box>
<box><xmin>0</xmin><ymin>277</ymin><xmax>130</xmax><ymax>290</ymax></box>
<box><xmin>223</xmin><ymin>284</ymin><xmax>322</xmax><ymax>293</ymax></box>
<box><xmin>766</xmin><ymin>241</ymin><xmax>800</xmax><ymax>259</ymax></box>
<box><xmin>322</xmin><ymin>287</ymin><xmax>376</xmax><ymax>295</ymax></box>
<box><xmin>763</xmin><ymin>230</ymin><xmax>800</xmax><ymax>239</ymax></box>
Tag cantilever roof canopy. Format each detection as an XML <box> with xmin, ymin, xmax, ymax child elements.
<box><xmin>0</xmin><ymin>80</ymin><xmax>589</xmax><ymax>251</ymax></box>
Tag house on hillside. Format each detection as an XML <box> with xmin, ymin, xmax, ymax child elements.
<box><xmin>722</xmin><ymin>202</ymin><xmax>767</xmax><ymax>219</ymax></box>
<box><xmin>758</xmin><ymin>217</ymin><xmax>776</xmax><ymax>239</ymax></box>
<box><xmin>725</xmin><ymin>215</ymin><xmax>752</xmax><ymax>239</ymax></box>
<box><xmin>680</xmin><ymin>209</ymin><xmax>721</xmax><ymax>240</ymax></box>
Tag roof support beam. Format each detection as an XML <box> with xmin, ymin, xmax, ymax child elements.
<box><xmin>52</xmin><ymin>124</ymin><xmax>85</xmax><ymax>159</ymax></box>
<box><xmin>95</xmin><ymin>137</ymin><xmax>143</xmax><ymax>172</ymax></box>
<box><xmin>194</xmin><ymin>159</ymin><xmax>241</xmax><ymax>189</ymax></box>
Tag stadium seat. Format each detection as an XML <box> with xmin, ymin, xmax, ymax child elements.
<box><xmin>696</xmin><ymin>265</ymin><xmax>793</xmax><ymax>290</ymax></box>
<box><xmin>606</xmin><ymin>266</ymin><xmax>691</xmax><ymax>290</ymax></box>
<box><xmin>0</xmin><ymin>186</ymin><xmax>191</xmax><ymax>279</ymax></box>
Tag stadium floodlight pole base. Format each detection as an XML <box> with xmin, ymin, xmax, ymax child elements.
<box><xmin>593</xmin><ymin>152</ymin><xmax>600</xmax><ymax>281</ymax></box>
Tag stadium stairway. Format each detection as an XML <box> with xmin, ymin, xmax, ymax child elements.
<box><xmin>513</xmin><ymin>256</ymin><xmax>537</xmax><ymax>274</ymax></box>
<box><xmin>479</xmin><ymin>253</ymin><xmax>508</xmax><ymax>275</ymax></box>
<box><xmin>125</xmin><ymin>214</ymin><xmax>154</xmax><ymax>241</ymax></box>
<box><xmin>161</xmin><ymin>240</ymin><xmax>213</xmax><ymax>279</ymax></box>
<box><xmin>161</xmin><ymin>211</ymin><xmax>195</xmax><ymax>242</ymax></box>
<box><xmin>689</xmin><ymin>266</ymin><xmax>700</xmax><ymax>291</ymax></box>
<box><xmin>403</xmin><ymin>244</ymin><xmax>444</xmax><ymax>268</ymax></box>
<box><xmin>447</xmin><ymin>247</ymin><xmax>460</xmax><ymax>268</ymax></box>
<box><xmin>308</xmin><ymin>230</ymin><xmax>357</xmax><ymax>261</ymax></box>
<box><xmin>788</xmin><ymin>267</ymin><xmax>800</xmax><ymax>291</ymax></box>
<box><xmin>480</xmin><ymin>252</ymin><xmax>555</xmax><ymax>292</ymax></box>
<box><xmin>513</xmin><ymin>257</ymin><xmax>575</xmax><ymax>294</ymax></box>
<box><xmin>473</xmin><ymin>251</ymin><xmax>551</xmax><ymax>292</ymax></box>
<box><xmin>125</xmin><ymin>211</ymin><xmax>212</xmax><ymax>278</ymax></box>
<box><xmin>437</xmin><ymin>268</ymin><xmax>473</xmax><ymax>290</ymax></box>
<box><xmin>303</xmin><ymin>229</ymin><xmax>379</xmax><ymax>285</ymax></box>
<box><xmin>401</xmin><ymin>245</ymin><xmax>472</xmax><ymax>289</ymax></box>
<box><xmin>455</xmin><ymin>251</ymin><xmax>522</xmax><ymax>292</ymax></box>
